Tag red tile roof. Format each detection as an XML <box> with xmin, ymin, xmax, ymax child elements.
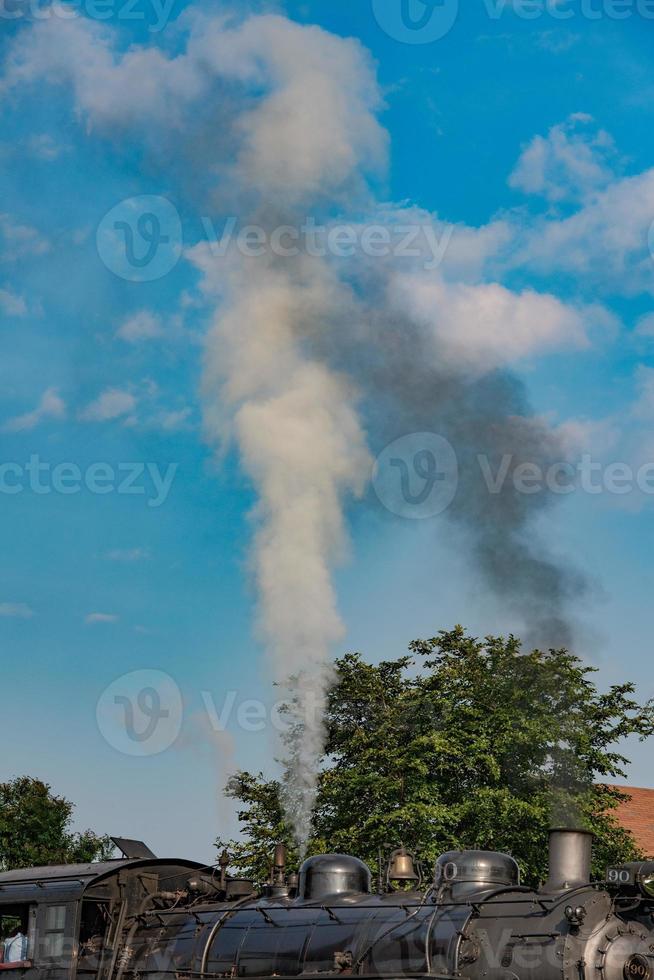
<box><xmin>610</xmin><ymin>786</ymin><xmax>654</xmax><ymax>858</ymax></box>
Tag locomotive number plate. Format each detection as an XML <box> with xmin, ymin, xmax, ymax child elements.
<box><xmin>624</xmin><ymin>955</ymin><xmax>652</xmax><ymax>980</ymax></box>
<box><xmin>607</xmin><ymin>867</ymin><xmax>636</xmax><ymax>885</ymax></box>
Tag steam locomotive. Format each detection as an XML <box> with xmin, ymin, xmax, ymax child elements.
<box><xmin>1</xmin><ymin>829</ymin><xmax>654</xmax><ymax>980</ymax></box>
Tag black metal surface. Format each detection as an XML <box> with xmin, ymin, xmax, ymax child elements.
<box><xmin>110</xmin><ymin>839</ymin><xmax>157</xmax><ymax>861</ymax></box>
<box><xmin>2</xmin><ymin>844</ymin><xmax>654</xmax><ymax>980</ymax></box>
<box><xmin>434</xmin><ymin>850</ymin><xmax>520</xmax><ymax>892</ymax></box>
<box><xmin>297</xmin><ymin>855</ymin><xmax>371</xmax><ymax>902</ymax></box>
<box><xmin>0</xmin><ymin>862</ymin><xmax>131</xmax><ymax>885</ymax></box>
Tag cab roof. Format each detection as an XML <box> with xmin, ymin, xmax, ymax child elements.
<box><xmin>0</xmin><ymin>858</ymin><xmax>206</xmax><ymax>902</ymax></box>
<box><xmin>0</xmin><ymin>860</ymin><xmax>134</xmax><ymax>885</ymax></box>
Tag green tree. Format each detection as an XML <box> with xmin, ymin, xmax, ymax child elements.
<box><xmin>217</xmin><ymin>772</ymin><xmax>306</xmax><ymax>885</ymax></box>
<box><xmin>0</xmin><ymin>776</ymin><xmax>114</xmax><ymax>871</ymax></box>
<box><xmin>218</xmin><ymin>628</ymin><xmax>654</xmax><ymax>887</ymax></box>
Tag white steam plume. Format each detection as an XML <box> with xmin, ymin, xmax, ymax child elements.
<box><xmin>183</xmin><ymin>16</ymin><xmax>384</xmax><ymax>846</ymax></box>
<box><xmin>194</xmin><ymin>250</ymin><xmax>371</xmax><ymax>846</ymax></box>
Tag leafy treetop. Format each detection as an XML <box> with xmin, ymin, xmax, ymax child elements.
<box><xmin>217</xmin><ymin>627</ymin><xmax>654</xmax><ymax>887</ymax></box>
<box><xmin>0</xmin><ymin>776</ymin><xmax>113</xmax><ymax>871</ymax></box>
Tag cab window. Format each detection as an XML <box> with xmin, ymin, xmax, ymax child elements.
<box><xmin>0</xmin><ymin>905</ymin><xmax>32</xmax><ymax>969</ymax></box>
<box><xmin>41</xmin><ymin>906</ymin><xmax>67</xmax><ymax>960</ymax></box>
<box><xmin>78</xmin><ymin>901</ymin><xmax>110</xmax><ymax>967</ymax></box>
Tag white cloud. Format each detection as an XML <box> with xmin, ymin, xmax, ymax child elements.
<box><xmin>0</xmin><ymin>213</ymin><xmax>49</xmax><ymax>261</ymax></box>
<box><xmin>0</xmin><ymin>13</ymin><xmax>385</xmax><ymax>203</ymax></box>
<box><xmin>535</xmin><ymin>30</ymin><xmax>580</xmax><ymax>54</ymax></box>
<box><xmin>389</xmin><ymin>272</ymin><xmax>597</xmax><ymax>374</ymax></box>
<box><xmin>106</xmin><ymin>548</ymin><xmax>151</xmax><ymax>562</ymax></box>
<box><xmin>0</xmin><ymin>602</ymin><xmax>34</xmax><ymax>618</ymax></box>
<box><xmin>116</xmin><ymin>310</ymin><xmax>163</xmax><ymax>343</ymax></box>
<box><xmin>3</xmin><ymin>387</ymin><xmax>66</xmax><ymax>432</ymax></box>
<box><xmin>27</xmin><ymin>133</ymin><xmax>65</xmax><ymax>160</ymax></box>
<box><xmin>0</xmin><ymin>286</ymin><xmax>27</xmax><ymax>316</ymax></box>
<box><xmin>197</xmin><ymin>14</ymin><xmax>387</xmax><ymax>200</ymax></box>
<box><xmin>555</xmin><ymin>416</ymin><xmax>622</xmax><ymax>458</ymax></box>
<box><xmin>1</xmin><ymin>24</ymin><xmax>649</xmax><ymax>310</ymax></box>
<box><xmin>79</xmin><ymin>387</ymin><xmax>136</xmax><ymax>422</ymax></box>
<box><xmin>512</xmin><ymin>168</ymin><xmax>654</xmax><ymax>295</ymax></box>
<box><xmin>509</xmin><ymin>114</ymin><xmax>618</xmax><ymax>204</ymax></box>
<box><xmin>635</xmin><ymin>313</ymin><xmax>654</xmax><ymax>339</ymax></box>
<box><xmin>152</xmin><ymin>407</ymin><xmax>192</xmax><ymax>431</ymax></box>
<box><xmin>0</xmin><ymin>15</ymin><xmax>205</xmax><ymax>130</ymax></box>
<box><xmin>632</xmin><ymin>365</ymin><xmax>654</xmax><ymax>421</ymax></box>
<box><xmin>85</xmin><ymin>612</ymin><xmax>118</xmax><ymax>624</ymax></box>
<box><xmin>555</xmin><ymin>367</ymin><xmax>654</xmax><ymax>512</ymax></box>
<box><xmin>78</xmin><ymin>379</ymin><xmax>188</xmax><ymax>430</ymax></box>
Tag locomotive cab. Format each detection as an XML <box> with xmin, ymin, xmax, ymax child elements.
<box><xmin>0</xmin><ymin>850</ymin><xmax>204</xmax><ymax>980</ymax></box>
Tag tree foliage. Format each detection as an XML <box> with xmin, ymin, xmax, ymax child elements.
<box><xmin>0</xmin><ymin>776</ymin><xmax>114</xmax><ymax>871</ymax></box>
<box><xmin>217</xmin><ymin>628</ymin><xmax>654</xmax><ymax>886</ymax></box>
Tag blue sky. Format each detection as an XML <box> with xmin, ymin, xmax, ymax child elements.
<box><xmin>1</xmin><ymin>0</ymin><xmax>654</xmax><ymax>862</ymax></box>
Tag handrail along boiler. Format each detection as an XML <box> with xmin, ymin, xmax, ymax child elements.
<box><xmin>1</xmin><ymin>830</ymin><xmax>654</xmax><ymax>980</ymax></box>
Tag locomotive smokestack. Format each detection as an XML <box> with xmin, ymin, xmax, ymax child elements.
<box><xmin>542</xmin><ymin>828</ymin><xmax>593</xmax><ymax>892</ymax></box>
<box><xmin>273</xmin><ymin>843</ymin><xmax>287</xmax><ymax>886</ymax></box>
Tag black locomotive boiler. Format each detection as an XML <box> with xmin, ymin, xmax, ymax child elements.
<box><xmin>1</xmin><ymin>830</ymin><xmax>654</xmax><ymax>980</ymax></box>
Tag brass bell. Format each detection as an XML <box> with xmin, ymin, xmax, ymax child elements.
<box><xmin>388</xmin><ymin>847</ymin><xmax>419</xmax><ymax>882</ymax></box>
